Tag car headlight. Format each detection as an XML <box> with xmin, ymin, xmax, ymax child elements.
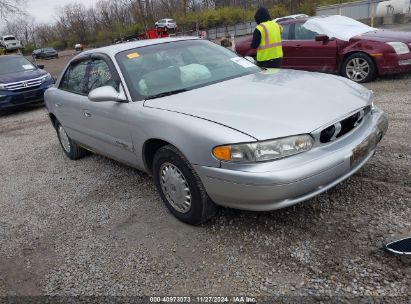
<box><xmin>0</xmin><ymin>83</ymin><xmax>6</xmax><ymax>90</ymax></box>
<box><xmin>212</xmin><ymin>134</ymin><xmax>314</xmax><ymax>162</ymax></box>
<box><xmin>386</xmin><ymin>42</ymin><xmax>410</xmax><ymax>55</ymax></box>
<box><xmin>41</xmin><ymin>73</ymin><xmax>52</xmax><ymax>83</ymax></box>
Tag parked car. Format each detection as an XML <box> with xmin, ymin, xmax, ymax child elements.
<box><xmin>0</xmin><ymin>55</ymin><xmax>54</xmax><ymax>110</ymax></box>
<box><xmin>235</xmin><ymin>15</ymin><xmax>411</xmax><ymax>83</ymax></box>
<box><xmin>45</xmin><ymin>37</ymin><xmax>388</xmax><ymax>225</ymax></box>
<box><xmin>155</xmin><ymin>18</ymin><xmax>177</xmax><ymax>29</ymax></box>
<box><xmin>32</xmin><ymin>48</ymin><xmax>59</xmax><ymax>59</ymax></box>
<box><xmin>0</xmin><ymin>35</ymin><xmax>22</xmax><ymax>51</ymax></box>
<box><xmin>74</xmin><ymin>43</ymin><xmax>84</xmax><ymax>51</ymax></box>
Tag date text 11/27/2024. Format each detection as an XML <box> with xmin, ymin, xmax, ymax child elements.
<box><xmin>149</xmin><ymin>296</ymin><xmax>257</xmax><ymax>303</ymax></box>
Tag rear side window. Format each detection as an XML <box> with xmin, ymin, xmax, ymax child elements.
<box><xmin>4</xmin><ymin>37</ymin><xmax>15</xmax><ymax>41</ymax></box>
<box><xmin>87</xmin><ymin>59</ymin><xmax>117</xmax><ymax>92</ymax></box>
<box><xmin>281</xmin><ymin>24</ymin><xmax>291</xmax><ymax>40</ymax></box>
<box><xmin>59</xmin><ymin>60</ymin><xmax>89</xmax><ymax>95</ymax></box>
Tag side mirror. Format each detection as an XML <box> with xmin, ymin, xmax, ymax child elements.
<box><xmin>37</xmin><ymin>64</ymin><xmax>45</xmax><ymax>69</ymax></box>
<box><xmin>88</xmin><ymin>85</ymin><xmax>127</xmax><ymax>102</ymax></box>
<box><xmin>244</xmin><ymin>56</ymin><xmax>256</xmax><ymax>64</ymax></box>
<box><xmin>315</xmin><ymin>34</ymin><xmax>329</xmax><ymax>42</ymax></box>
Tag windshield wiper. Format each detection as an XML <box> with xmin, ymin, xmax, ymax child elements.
<box><xmin>145</xmin><ymin>89</ymin><xmax>187</xmax><ymax>100</ymax></box>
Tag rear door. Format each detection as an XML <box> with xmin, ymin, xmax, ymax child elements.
<box><xmin>283</xmin><ymin>21</ymin><xmax>338</xmax><ymax>72</ymax></box>
<box><xmin>279</xmin><ymin>22</ymin><xmax>294</xmax><ymax>67</ymax></box>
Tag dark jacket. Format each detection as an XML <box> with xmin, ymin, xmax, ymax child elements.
<box><xmin>251</xmin><ymin>7</ymin><xmax>272</xmax><ymax>49</ymax></box>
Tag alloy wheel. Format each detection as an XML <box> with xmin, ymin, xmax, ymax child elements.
<box><xmin>345</xmin><ymin>57</ymin><xmax>370</xmax><ymax>82</ymax></box>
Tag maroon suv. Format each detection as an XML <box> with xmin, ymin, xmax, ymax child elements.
<box><xmin>235</xmin><ymin>15</ymin><xmax>411</xmax><ymax>82</ymax></box>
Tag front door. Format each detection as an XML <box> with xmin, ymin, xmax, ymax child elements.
<box><xmin>79</xmin><ymin>56</ymin><xmax>138</xmax><ymax>167</ymax></box>
<box><xmin>283</xmin><ymin>22</ymin><xmax>338</xmax><ymax>73</ymax></box>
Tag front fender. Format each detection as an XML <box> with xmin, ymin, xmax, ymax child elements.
<box><xmin>130</xmin><ymin>106</ymin><xmax>256</xmax><ymax>169</ymax></box>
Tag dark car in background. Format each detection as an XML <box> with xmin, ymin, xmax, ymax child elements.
<box><xmin>0</xmin><ymin>55</ymin><xmax>54</xmax><ymax>110</ymax></box>
<box><xmin>32</xmin><ymin>47</ymin><xmax>59</xmax><ymax>59</ymax></box>
<box><xmin>236</xmin><ymin>15</ymin><xmax>411</xmax><ymax>82</ymax></box>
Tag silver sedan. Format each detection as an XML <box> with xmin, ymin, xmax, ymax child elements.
<box><xmin>45</xmin><ymin>37</ymin><xmax>388</xmax><ymax>225</ymax></box>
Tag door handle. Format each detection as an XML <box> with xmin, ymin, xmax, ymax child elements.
<box><xmin>83</xmin><ymin>111</ymin><xmax>92</xmax><ymax>117</ymax></box>
<box><xmin>55</xmin><ymin>103</ymin><xmax>62</xmax><ymax>108</ymax></box>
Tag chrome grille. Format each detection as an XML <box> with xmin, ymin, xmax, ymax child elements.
<box><xmin>4</xmin><ymin>76</ymin><xmax>43</xmax><ymax>91</ymax></box>
<box><xmin>319</xmin><ymin>106</ymin><xmax>371</xmax><ymax>144</ymax></box>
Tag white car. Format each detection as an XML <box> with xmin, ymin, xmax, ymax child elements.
<box><xmin>0</xmin><ymin>35</ymin><xmax>22</xmax><ymax>51</ymax></box>
<box><xmin>155</xmin><ymin>19</ymin><xmax>177</xmax><ymax>29</ymax></box>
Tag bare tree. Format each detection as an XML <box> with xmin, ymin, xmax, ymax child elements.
<box><xmin>0</xmin><ymin>0</ymin><xmax>26</xmax><ymax>19</ymax></box>
<box><xmin>5</xmin><ymin>16</ymin><xmax>36</xmax><ymax>46</ymax></box>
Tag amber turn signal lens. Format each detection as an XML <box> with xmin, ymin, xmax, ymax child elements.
<box><xmin>212</xmin><ymin>146</ymin><xmax>231</xmax><ymax>161</ymax></box>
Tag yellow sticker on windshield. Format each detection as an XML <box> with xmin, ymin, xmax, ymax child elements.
<box><xmin>127</xmin><ymin>52</ymin><xmax>140</xmax><ymax>59</ymax></box>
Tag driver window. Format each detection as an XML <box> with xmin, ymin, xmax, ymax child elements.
<box><xmin>87</xmin><ymin>59</ymin><xmax>117</xmax><ymax>93</ymax></box>
<box><xmin>295</xmin><ymin>23</ymin><xmax>318</xmax><ymax>40</ymax></box>
<box><xmin>59</xmin><ymin>60</ymin><xmax>89</xmax><ymax>95</ymax></box>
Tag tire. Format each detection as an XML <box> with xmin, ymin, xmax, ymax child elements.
<box><xmin>55</xmin><ymin>121</ymin><xmax>87</xmax><ymax>160</ymax></box>
<box><xmin>341</xmin><ymin>53</ymin><xmax>376</xmax><ymax>83</ymax></box>
<box><xmin>153</xmin><ymin>145</ymin><xmax>219</xmax><ymax>225</ymax></box>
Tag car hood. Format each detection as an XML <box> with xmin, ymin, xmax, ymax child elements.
<box><xmin>144</xmin><ymin>69</ymin><xmax>372</xmax><ymax>140</ymax></box>
<box><xmin>358</xmin><ymin>29</ymin><xmax>411</xmax><ymax>43</ymax></box>
<box><xmin>0</xmin><ymin>69</ymin><xmax>47</xmax><ymax>84</ymax></box>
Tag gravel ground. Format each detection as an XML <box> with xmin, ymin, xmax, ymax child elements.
<box><xmin>0</xmin><ymin>65</ymin><xmax>410</xmax><ymax>301</ymax></box>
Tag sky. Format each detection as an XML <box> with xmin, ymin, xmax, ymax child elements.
<box><xmin>24</xmin><ymin>0</ymin><xmax>96</xmax><ymax>24</ymax></box>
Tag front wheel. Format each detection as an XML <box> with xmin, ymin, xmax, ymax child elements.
<box><xmin>341</xmin><ymin>53</ymin><xmax>376</xmax><ymax>83</ymax></box>
<box><xmin>153</xmin><ymin>145</ymin><xmax>218</xmax><ymax>225</ymax></box>
<box><xmin>55</xmin><ymin>121</ymin><xmax>87</xmax><ymax>160</ymax></box>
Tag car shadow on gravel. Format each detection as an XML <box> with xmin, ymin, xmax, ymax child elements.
<box><xmin>0</xmin><ymin>103</ymin><xmax>45</xmax><ymax>117</ymax></box>
<box><xmin>375</xmin><ymin>71</ymin><xmax>411</xmax><ymax>82</ymax></box>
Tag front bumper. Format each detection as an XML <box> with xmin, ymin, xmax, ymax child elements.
<box><xmin>0</xmin><ymin>81</ymin><xmax>54</xmax><ymax>109</ymax></box>
<box><xmin>375</xmin><ymin>52</ymin><xmax>411</xmax><ymax>75</ymax></box>
<box><xmin>4</xmin><ymin>44</ymin><xmax>22</xmax><ymax>51</ymax></box>
<box><xmin>194</xmin><ymin>108</ymin><xmax>388</xmax><ymax>211</ymax></box>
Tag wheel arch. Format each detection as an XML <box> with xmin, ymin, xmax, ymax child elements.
<box><xmin>339</xmin><ymin>51</ymin><xmax>379</xmax><ymax>76</ymax></box>
<box><xmin>142</xmin><ymin>138</ymin><xmax>173</xmax><ymax>176</ymax></box>
<box><xmin>49</xmin><ymin>113</ymin><xmax>58</xmax><ymax>129</ymax></box>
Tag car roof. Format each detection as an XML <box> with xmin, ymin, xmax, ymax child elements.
<box><xmin>79</xmin><ymin>37</ymin><xmax>198</xmax><ymax>57</ymax></box>
<box><xmin>278</xmin><ymin>16</ymin><xmax>310</xmax><ymax>25</ymax></box>
<box><xmin>274</xmin><ymin>14</ymin><xmax>309</xmax><ymax>22</ymax></box>
<box><xmin>1</xmin><ymin>35</ymin><xmax>16</xmax><ymax>38</ymax></box>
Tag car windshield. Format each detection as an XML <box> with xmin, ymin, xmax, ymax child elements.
<box><xmin>0</xmin><ymin>57</ymin><xmax>36</xmax><ymax>75</ymax></box>
<box><xmin>116</xmin><ymin>39</ymin><xmax>260</xmax><ymax>100</ymax></box>
<box><xmin>4</xmin><ymin>36</ymin><xmax>15</xmax><ymax>41</ymax></box>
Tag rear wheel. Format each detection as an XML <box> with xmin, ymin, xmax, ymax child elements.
<box><xmin>153</xmin><ymin>145</ymin><xmax>218</xmax><ymax>225</ymax></box>
<box><xmin>55</xmin><ymin>121</ymin><xmax>87</xmax><ymax>160</ymax></box>
<box><xmin>342</xmin><ymin>53</ymin><xmax>376</xmax><ymax>83</ymax></box>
